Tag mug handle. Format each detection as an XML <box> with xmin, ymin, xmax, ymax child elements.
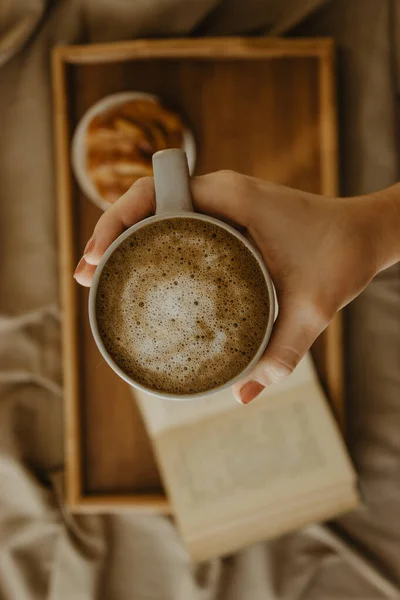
<box><xmin>152</xmin><ymin>149</ymin><xmax>194</xmax><ymax>214</ymax></box>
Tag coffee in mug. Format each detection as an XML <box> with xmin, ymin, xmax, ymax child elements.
<box><xmin>96</xmin><ymin>217</ymin><xmax>270</xmax><ymax>395</ymax></box>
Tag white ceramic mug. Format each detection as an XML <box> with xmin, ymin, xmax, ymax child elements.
<box><xmin>89</xmin><ymin>149</ymin><xmax>276</xmax><ymax>400</ymax></box>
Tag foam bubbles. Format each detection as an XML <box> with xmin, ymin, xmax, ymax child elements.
<box><xmin>96</xmin><ymin>218</ymin><xmax>269</xmax><ymax>394</ymax></box>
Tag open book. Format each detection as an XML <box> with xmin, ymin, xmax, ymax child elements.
<box><xmin>135</xmin><ymin>353</ymin><xmax>359</xmax><ymax>562</ymax></box>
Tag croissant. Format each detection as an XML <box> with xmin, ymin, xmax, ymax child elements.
<box><xmin>85</xmin><ymin>98</ymin><xmax>185</xmax><ymax>203</ymax></box>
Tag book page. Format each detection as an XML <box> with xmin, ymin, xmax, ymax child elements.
<box><xmin>154</xmin><ymin>379</ymin><xmax>356</xmax><ymax>529</ymax></box>
<box><xmin>187</xmin><ymin>482</ymin><xmax>359</xmax><ymax>562</ymax></box>
<box><xmin>133</xmin><ymin>353</ymin><xmax>359</xmax><ymax>561</ymax></box>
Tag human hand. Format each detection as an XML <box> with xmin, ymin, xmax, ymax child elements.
<box><xmin>74</xmin><ymin>172</ymin><xmax>379</xmax><ymax>403</ymax></box>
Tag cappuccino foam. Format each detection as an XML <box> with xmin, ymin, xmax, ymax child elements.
<box><xmin>96</xmin><ymin>218</ymin><xmax>269</xmax><ymax>394</ymax></box>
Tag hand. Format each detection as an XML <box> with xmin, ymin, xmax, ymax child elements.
<box><xmin>74</xmin><ymin>172</ymin><xmax>380</xmax><ymax>404</ymax></box>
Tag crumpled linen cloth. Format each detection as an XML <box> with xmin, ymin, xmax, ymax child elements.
<box><xmin>0</xmin><ymin>1</ymin><xmax>400</xmax><ymax>598</ymax></box>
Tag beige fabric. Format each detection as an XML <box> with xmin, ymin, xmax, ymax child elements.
<box><xmin>1</xmin><ymin>0</ymin><xmax>400</xmax><ymax>598</ymax></box>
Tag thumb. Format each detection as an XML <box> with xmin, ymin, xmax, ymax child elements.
<box><xmin>232</xmin><ymin>298</ymin><xmax>325</xmax><ymax>404</ymax></box>
<box><xmin>190</xmin><ymin>171</ymin><xmax>255</xmax><ymax>229</ymax></box>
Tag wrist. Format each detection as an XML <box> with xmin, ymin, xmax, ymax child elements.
<box><xmin>359</xmin><ymin>186</ymin><xmax>400</xmax><ymax>273</ymax></box>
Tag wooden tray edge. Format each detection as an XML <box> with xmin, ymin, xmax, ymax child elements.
<box><xmin>54</xmin><ymin>36</ymin><xmax>334</xmax><ymax>64</ymax></box>
<box><xmin>68</xmin><ymin>493</ymin><xmax>170</xmax><ymax>514</ymax></box>
<box><xmin>53</xmin><ymin>47</ymin><xmax>83</xmax><ymax>508</ymax></box>
<box><xmin>317</xmin><ymin>41</ymin><xmax>344</xmax><ymax>431</ymax></box>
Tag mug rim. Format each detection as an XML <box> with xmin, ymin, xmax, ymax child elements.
<box><xmin>89</xmin><ymin>212</ymin><xmax>276</xmax><ymax>400</ymax></box>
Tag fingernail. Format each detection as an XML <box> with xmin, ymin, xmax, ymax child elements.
<box><xmin>84</xmin><ymin>236</ymin><xmax>95</xmax><ymax>256</ymax></box>
<box><xmin>74</xmin><ymin>257</ymin><xmax>86</xmax><ymax>278</ymax></box>
<box><xmin>238</xmin><ymin>381</ymin><xmax>264</xmax><ymax>405</ymax></box>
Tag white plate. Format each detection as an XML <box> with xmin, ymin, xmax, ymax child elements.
<box><xmin>71</xmin><ymin>91</ymin><xmax>196</xmax><ymax>212</ymax></box>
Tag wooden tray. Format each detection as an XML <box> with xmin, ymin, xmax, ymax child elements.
<box><xmin>52</xmin><ymin>37</ymin><xmax>341</xmax><ymax>513</ymax></box>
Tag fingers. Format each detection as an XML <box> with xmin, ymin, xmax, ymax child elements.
<box><xmin>74</xmin><ymin>177</ymin><xmax>155</xmax><ymax>286</ymax></box>
<box><xmin>73</xmin><ymin>257</ymin><xmax>97</xmax><ymax>287</ymax></box>
<box><xmin>232</xmin><ymin>298</ymin><xmax>326</xmax><ymax>404</ymax></box>
<box><xmin>87</xmin><ymin>176</ymin><xmax>155</xmax><ymax>264</ymax></box>
<box><xmin>75</xmin><ymin>171</ymin><xmax>253</xmax><ymax>287</ymax></box>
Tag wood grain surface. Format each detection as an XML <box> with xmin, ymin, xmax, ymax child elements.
<box><xmin>53</xmin><ymin>38</ymin><xmax>339</xmax><ymax>512</ymax></box>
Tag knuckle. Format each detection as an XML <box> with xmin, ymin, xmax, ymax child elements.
<box><xmin>216</xmin><ymin>170</ymin><xmax>252</xmax><ymax>201</ymax></box>
<box><xmin>216</xmin><ymin>169</ymin><xmax>243</xmax><ymax>186</ymax></box>
<box><xmin>304</xmin><ymin>299</ymin><xmax>333</xmax><ymax>330</ymax></box>
<box><xmin>291</xmin><ymin>294</ymin><xmax>333</xmax><ymax>333</ymax></box>
<box><xmin>199</xmin><ymin>171</ymin><xmax>251</xmax><ymax>202</ymax></box>
<box><xmin>263</xmin><ymin>355</ymin><xmax>296</xmax><ymax>384</ymax></box>
<box><xmin>132</xmin><ymin>175</ymin><xmax>154</xmax><ymax>189</ymax></box>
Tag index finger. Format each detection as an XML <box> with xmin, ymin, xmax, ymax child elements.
<box><xmin>84</xmin><ymin>176</ymin><xmax>155</xmax><ymax>266</ymax></box>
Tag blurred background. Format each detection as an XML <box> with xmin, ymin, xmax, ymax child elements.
<box><xmin>1</xmin><ymin>1</ymin><xmax>400</xmax><ymax>599</ymax></box>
